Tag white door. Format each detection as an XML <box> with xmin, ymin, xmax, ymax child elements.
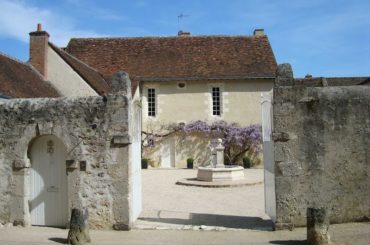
<box><xmin>29</xmin><ymin>135</ymin><xmax>68</xmax><ymax>227</ymax></box>
<box><xmin>261</xmin><ymin>92</ymin><xmax>276</xmax><ymax>222</ymax></box>
<box><xmin>160</xmin><ymin>138</ymin><xmax>175</xmax><ymax>168</ymax></box>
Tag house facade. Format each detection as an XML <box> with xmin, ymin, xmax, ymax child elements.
<box><xmin>0</xmin><ymin>26</ymin><xmax>277</xmax><ymax>168</ymax></box>
<box><xmin>64</xmin><ymin>29</ymin><xmax>277</xmax><ymax>167</ymax></box>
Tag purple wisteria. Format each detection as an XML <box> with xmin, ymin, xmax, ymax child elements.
<box><xmin>142</xmin><ymin>120</ymin><xmax>262</xmax><ymax>164</ymax></box>
<box><xmin>181</xmin><ymin>120</ymin><xmax>262</xmax><ymax>164</ymax></box>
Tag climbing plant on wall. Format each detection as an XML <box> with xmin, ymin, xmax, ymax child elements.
<box><xmin>142</xmin><ymin>120</ymin><xmax>262</xmax><ymax>165</ymax></box>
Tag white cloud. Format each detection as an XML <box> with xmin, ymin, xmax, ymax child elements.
<box><xmin>0</xmin><ymin>0</ymin><xmax>102</xmax><ymax>46</ymax></box>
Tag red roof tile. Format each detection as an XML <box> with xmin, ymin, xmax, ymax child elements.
<box><xmin>65</xmin><ymin>35</ymin><xmax>277</xmax><ymax>82</ymax></box>
<box><xmin>0</xmin><ymin>52</ymin><xmax>59</xmax><ymax>98</ymax></box>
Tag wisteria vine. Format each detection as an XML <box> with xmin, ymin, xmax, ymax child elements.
<box><xmin>142</xmin><ymin>120</ymin><xmax>262</xmax><ymax>164</ymax></box>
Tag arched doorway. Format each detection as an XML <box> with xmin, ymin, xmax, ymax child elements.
<box><xmin>28</xmin><ymin>135</ymin><xmax>68</xmax><ymax>227</ymax></box>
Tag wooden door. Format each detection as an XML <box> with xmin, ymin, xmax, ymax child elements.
<box><xmin>29</xmin><ymin>135</ymin><xmax>68</xmax><ymax>227</ymax></box>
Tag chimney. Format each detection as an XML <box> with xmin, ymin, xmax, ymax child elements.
<box><xmin>29</xmin><ymin>23</ymin><xmax>49</xmax><ymax>79</ymax></box>
<box><xmin>305</xmin><ymin>74</ymin><xmax>313</xmax><ymax>79</ymax></box>
<box><xmin>253</xmin><ymin>28</ymin><xmax>265</xmax><ymax>36</ymax></box>
<box><xmin>178</xmin><ymin>30</ymin><xmax>191</xmax><ymax>37</ymax></box>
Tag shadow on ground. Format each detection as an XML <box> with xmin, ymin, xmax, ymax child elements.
<box><xmin>139</xmin><ymin>212</ymin><xmax>274</xmax><ymax>231</ymax></box>
<box><xmin>49</xmin><ymin>237</ymin><xmax>68</xmax><ymax>244</ymax></box>
<box><xmin>269</xmin><ymin>240</ymin><xmax>307</xmax><ymax>245</ymax></box>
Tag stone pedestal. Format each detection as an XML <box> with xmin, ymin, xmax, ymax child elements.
<box><xmin>216</xmin><ymin>144</ymin><xmax>225</xmax><ymax>168</ymax></box>
<box><xmin>307</xmin><ymin>207</ymin><xmax>330</xmax><ymax>245</ymax></box>
<box><xmin>197</xmin><ymin>166</ymin><xmax>245</xmax><ymax>182</ymax></box>
<box><xmin>215</xmin><ymin>139</ymin><xmax>225</xmax><ymax>168</ymax></box>
<box><xmin>211</xmin><ymin>149</ymin><xmax>217</xmax><ymax>168</ymax></box>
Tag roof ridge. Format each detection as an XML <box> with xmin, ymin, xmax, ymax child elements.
<box><xmin>0</xmin><ymin>51</ymin><xmax>27</xmax><ymax>65</ymax></box>
<box><xmin>296</xmin><ymin>76</ymin><xmax>370</xmax><ymax>79</ymax></box>
<box><xmin>69</xmin><ymin>34</ymin><xmax>265</xmax><ymax>41</ymax></box>
<box><xmin>66</xmin><ymin>32</ymin><xmax>277</xmax><ymax>81</ymax></box>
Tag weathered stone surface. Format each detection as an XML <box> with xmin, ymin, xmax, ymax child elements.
<box><xmin>277</xmin><ymin>161</ymin><xmax>303</xmax><ymax>176</ymax></box>
<box><xmin>110</xmin><ymin>71</ymin><xmax>131</xmax><ymax>95</ymax></box>
<box><xmin>307</xmin><ymin>207</ymin><xmax>330</xmax><ymax>245</ymax></box>
<box><xmin>272</xmin><ymin>132</ymin><xmax>290</xmax><ymax>142</ymax></box>
<box><xmin>12</xmin><ymin>159</ymin><xmax>30</xmax><ymax>170</ymax></box>
<box><xmin>0</xmin><ymin>72</ymin><xmax>141</xmax><ymax>229</ymax></box>
<box><xmin>273</xmin><ymin>69</ymin><xmax>370</xmax><ymax>228</ymax></box>
<box><xmin>275</xmin><ymin>63</ymin><xmax>294</xmax><ymax>86</ymax></box>
<box><xmin>68</xmin><ymin>208</ymin><xmax>91</xmax><ymax>245</ymax></box>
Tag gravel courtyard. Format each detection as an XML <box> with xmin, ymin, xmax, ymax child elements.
<box><xmin>135</xmin><ymin>168</ymin><xmax>273</xmax><ymax>230</ymax></box>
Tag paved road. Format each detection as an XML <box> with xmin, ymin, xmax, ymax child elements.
<box><xmin>0</xmin><ymin>223</ymin><xmax>369</xmax><ymax>244</ymax></box>
<box><xmin>137</xmin><ymin>169</ymin><xmax>271</xmax><ymax>230</ymax></box>
<box><xmin>1</xmin><ymin>169</ymin><xmax>369</xmax><ymax>244</ymax></box>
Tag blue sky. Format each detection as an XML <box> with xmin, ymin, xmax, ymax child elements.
<box><xmin>0</xmin><ymin>0</ymin><xmax>369</xmax><ymax>77</ymax></box>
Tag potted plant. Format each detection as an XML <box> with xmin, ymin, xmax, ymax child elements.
<box><xmin>141</xmin><ymin>158</ymin><xmax>149</xmax><ymax>169</ymax></box>
<box><xmin>243</xmin><ymin>157</ymin><xmax>251</xmax><ymax>169</ymax></box>
<box><xmin>187</xmin><ymin>158</ymin><xmax>194</xmax><ymax>169</ymax></box>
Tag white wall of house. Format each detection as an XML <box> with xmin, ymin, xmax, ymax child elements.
<box><xmin>47</xmin><ymin>46</ymin><xmax>98</xmax><ymax>97</ymax></box>
<box><xmin>142</xmin><ymin>79</ymin><xmax>273</xmax><ymax>129</ymax></box>
<box><xmin>141</xmin><ymin>79</ymin><xmax>274</xmax><ymax>168</ymax></box>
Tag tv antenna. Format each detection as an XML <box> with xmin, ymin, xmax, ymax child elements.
<box><xmin>177</xmin><ymin>12</ymin><xmax>191</xmax><ymax>31</ymax></box>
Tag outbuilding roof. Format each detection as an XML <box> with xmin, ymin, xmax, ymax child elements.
<box><xmin>294</xmin><ymin>77</ymin><xmax>370</xmax><ymax>86</ymax></box>
<box><xmin>0</xmin><ymin>52</ymin><xmax>59</xmax><ymax>98</ymax></box>
<box><xmin>65</xmin><ymin>34</ymin><xmax>277</xmax><ymax>82</ymax></box>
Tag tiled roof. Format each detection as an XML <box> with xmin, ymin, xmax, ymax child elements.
<box><xmin>49</xmin><ymin>42</ymin><xmax>110</xmax><ymax>95</ymax></box>
<box><xmin>326</xmin><ymin>77</ymin><xmax>370</xmax><ymax>86</ymax></box>
<box><xmin>0</xmin><ymin>52</ymin><xmax>59</xmax><ymax>98</ymax></box>
<box><xmin>65</xmin><ymin>35</ymin><xmax>277</xmax><ymax>82</ymax></box>
<box><xmin>294</xmin><ymin>77</ymin><xmax>370</xmax><ymax>86</ymax></box>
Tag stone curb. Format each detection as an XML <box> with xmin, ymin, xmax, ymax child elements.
<box><xmin>175</xmin><ymin>178</ymin><xmax>263</xmax><ymax>188</ymax></box>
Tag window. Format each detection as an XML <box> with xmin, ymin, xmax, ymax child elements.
<box><xmin>212</xmin><ymin>87</ymin><xmax>221</xmax><ymax>116</ymax></box>
<box><xmin>147</xmin><ymin>88</ymin><xmax>156</xmax><ymax>117</ymax></box>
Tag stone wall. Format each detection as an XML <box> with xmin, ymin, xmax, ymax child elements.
<box><xmin>273</xmin><ymin>64</ymin><xmax>370</xmax><ymax>229</ymax></box>
<box><xmin>0</xmin><ymin>71</ymin><xmax>140</xmax><ymax>230</ymax></box>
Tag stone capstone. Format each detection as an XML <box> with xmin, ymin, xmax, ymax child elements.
<box><xmin>110</xmin><ymin>71</ymin><xmax>131</xmax><ymax>95</ymax></box>
<box><xmin>275</xmin><ymin>63</ymin><xmax>294</xmax><ymax>86</ymax></box>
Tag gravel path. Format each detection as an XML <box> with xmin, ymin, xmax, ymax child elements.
<box><xmin>135</xmin><ymin>169</ymin><xmax>272</xmax><ymax>230</ymax></box>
